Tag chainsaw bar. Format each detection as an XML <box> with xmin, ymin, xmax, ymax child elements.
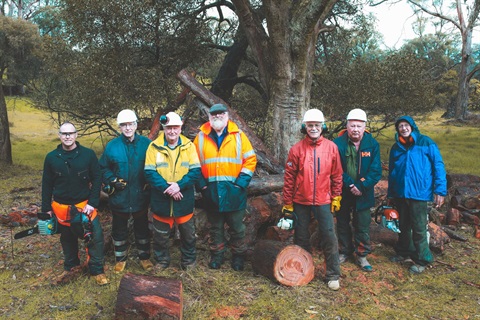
<box><xmin>14</xmin><ymin>226</ymin><xmax>39</xmax><ymax>239</ymax></box>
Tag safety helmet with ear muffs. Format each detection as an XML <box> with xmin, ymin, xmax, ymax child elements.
<box><xmin>160</xmin><ymin>112</ymin><xmax>183</xmax><ymax>127</ymax></box>
<box><xmin>300</xmin><ymin>123</ymin><xmax>328</xmax><ymax>134</ymax></box>
<box><xmin>300</xmin><ymin>109</ymin><xmax>327</xmax><ymax>134</ymax></box>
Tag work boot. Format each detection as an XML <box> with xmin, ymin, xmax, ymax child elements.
<box><xmin>390</xmin><ymin>255</ymin><xmax>413</xmax><ymax>263</ymax></box>
<box><xmin>181</xmin><ymin>262</ymin><xmax>197</xmax><ymax>271</ymax></box>
<box><xmin>140</xmin><ymin>259</ymin><xmax>154</xmax><ymax>271</ymax></box>
<box><xmin>327</xmin><ymin>280</ymin><xmax>340</xmax><ymax>291</ymax></box>
<box><xmin>208</xmin><ymin>255</ymin><xmax>224</xmax><ymax>269</ymax></box>
<box><xmin>231</xmin><ymin>255</ymin><xmax>245</xmax><ymax>271</ymax></box>
<box><xmin>153</xmin><ymin>262</ymin><xmax>169</xmax><ymax>273</ymax></box>
<box><xmin>409</xmin><ymin>264</ymin><xmax>426</xmax><ymax>274</ymax></box>
<box><xmin>356</xmin><ymin>256</ymin><xmax>373</xmax><ymax>272</ymax></box>
<box><xmin>338</xmin><ymin>254</ymin><xmax>350</xmax><ymax>264</ymax></box>
<box><xmin>114</xmin><ymin>261</ymin><xmax>126</xmax><ymax>274</ymax></box>
<box><xmin>94</xmin><ymin>273</ymin><xmax>109</xmax><ymax>286</ymax></box>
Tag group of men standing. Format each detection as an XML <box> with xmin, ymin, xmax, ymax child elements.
<box><xmin>282</xmin><ymin>108</ymin><xmax>446</xmax><ymax>291</ymax></box>
<box><xmin>41</xmin><ymin>104</ymin><xmax>446</xmax><ymax>291</ymax></box>
<box><xmin>41</xmin><ymin>104</ymin><xmax>257</xmax><ymax>286</ymax></box>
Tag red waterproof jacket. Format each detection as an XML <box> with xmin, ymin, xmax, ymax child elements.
<box><xmin>283</xmin><ymin>136</ymin><xmax>343</xmax><ymax>206</ymax></box>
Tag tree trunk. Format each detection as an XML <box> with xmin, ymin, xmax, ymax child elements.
<box><xmin>251</xmin><ymin>240</ymin><xmax>315</xmax><ymax>286</ymax></box>
<box><xmin>231</xmin><ymin>0</ymin><xmax>338</xmax><ymax>164</ymax></box>
<box><xmin>115</xmin><ymin>272</ymin><xmax>183</xmax><ymax>320</ymax></box>
<box><xmin>0</xmin><ymin>85</ymin><xmax>13</xmax><ymax>164</ymax></box>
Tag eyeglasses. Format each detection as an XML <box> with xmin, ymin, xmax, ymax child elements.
<box><xmin>306</xmin><ymin>123</ymin><xmax>322</xmax><ymax>129</ymax></box>
<box><xmin>210</xmin><ymin>112</ymin><xmax>226</xmax><ymax>117</ymax></box>
<box><xmin>59</xmin><ymin>132</ymin><xmax>76</xmax><ymax>137</ymax></box>
<box><xmin>119</xmin><ymin>122</ymin><xmax>137</xmax><ymax>128</ymax></box>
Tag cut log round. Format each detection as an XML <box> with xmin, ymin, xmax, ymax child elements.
<box><xmin>115</xmin><ymin>272</ymin><xmax>182</xmax><ymax>320</ymax></box>
<box><xmin>251</xmin><ymin>240</ymin><xmax>314</xmax><ymax>287</ymax></box>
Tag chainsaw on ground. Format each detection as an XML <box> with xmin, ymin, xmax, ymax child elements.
<box><xmin>374</xmin><ymin>203</ymin><xmax>401</xmax><ymax>233</ymax></box>
<box><xmin>14</xmin><ymin>212</ymin><xmax>58</xmax><ymax>239</ymax></box>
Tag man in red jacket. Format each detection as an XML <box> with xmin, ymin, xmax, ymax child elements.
<box><xmin>283</xmin><ymin>109</ymin><xmax>343</xmax><ymax>290</ymax></box>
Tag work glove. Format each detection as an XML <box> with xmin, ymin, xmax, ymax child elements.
<box><xmin>331</xmin><ymin>196</ymin><xmax>342</xmax><ymax>212</ymax></box>
<box><xmin>111</xmin><ymin>178</ymin><xmax>127</xmax><ymax>191</ymax></box>
<box><xmin>102</xmin><ymin>184</ymin><xmax>115</xmax><ymax>195</ymax></box>
<box><xmin>282</xmin><ymin>204</ymin><xmax>294</xmax><ymax>218</ymax></box>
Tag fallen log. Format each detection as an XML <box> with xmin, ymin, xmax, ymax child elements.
<box><xmin>115</xmin><ymin>272</ymin><xmax>182</xmax><ymax>320</ymax></box>
<box><xmin>264</xmin><ymin>226</ymin><xmax>294</xmax><ymax>243</ymax></box>
<box><xmin>441</xmin><ymin>226</ymin><xmax>468</xmax><ymax>241</ymax></box>
<box><xmin>451</xmin><ymin>192</ymin><xmax>480</xmax><ymax>210</ymax></box>
<box><xmin>369</xmin><ymin>222</ymin><xmax>398</xmax><ymax>247</ymax></box>
<box><xmin>247</xmin><ymin>174</ymin><xmax>284</xmax><ymax>196</ymax></box>
<box><xmin>428</xmin><ymin>222</ymin><xmax>450</xmax><ymax>253</ymax></box>
<box><xmin>446</xmin><ymin>208</ymin><xmax>461</xmax><ymax>226</ymax></box>
<box><xmin>251</xmin><ymin>240</ymin><xmax>314</xmax><ymax>286</ymax></box>
<box><xmin>459</xmin><ymin>210</ymin><xmax>480</xmax><ymax>225</ymax></box>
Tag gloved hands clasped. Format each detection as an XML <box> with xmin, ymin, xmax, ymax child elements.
<box><xmin>331</xmin><ymin>196</ymin><xmax>342</xmax><ymax>212</ymax></box>
<box><xmin>103</xmin><ymin>178</ymin><xmax>127</xmax><ymax>195</ymax></box>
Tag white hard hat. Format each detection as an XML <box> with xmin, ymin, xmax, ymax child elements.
<box><xmin>303</xmin><ymin>109</ymin><xmax>325</xmax><ymax>123</ymax></box>
<box><xmin>162</xmin><ymin>112</ymin><xmax>183</xmax><ymax>126</ymax></box>
<box><xmin>346</xmin><ymin>108</ymin><xmax>367</xmax><ymax>122</ymax></box>
<box><xmin>117</xmin><ymin>109</ymin><xmax>138</xmax><ymax>124</ymax></box>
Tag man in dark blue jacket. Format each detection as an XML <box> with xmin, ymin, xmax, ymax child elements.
<box><xmin>99</xmin><ymin>109</ymin><xmax>152</xmax><ymax>273</ymax></box>
<box><xmin>334</xmin><ymin>109</ymin><xmax>382</xmax><ymax>272</ymax></box>
<box><xmin>388</xmin><ymin>115</ymin><xmax>447</xmax><ymax>274</ymax></box>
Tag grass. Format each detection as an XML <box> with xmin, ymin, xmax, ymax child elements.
<box><xmin>1</xmin><ymin>100</ymin><xmax>480</xmax><ymax>319</ymax></box>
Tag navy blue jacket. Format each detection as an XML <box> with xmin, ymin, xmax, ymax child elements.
<box><xmin>388</xmin><ymin>116</ymin><xmax>447</xmax><ymax>201</ymax></box>
<box><xmin>334</xmin><ymin>130</ymin><xmax>382</xmax><ymax>211</ymax></box>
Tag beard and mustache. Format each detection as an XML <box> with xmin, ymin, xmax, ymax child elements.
<box><xmin>210</xmin><ymin>117</ymin><xmax>227</xmax><ymax>131</ymax></box>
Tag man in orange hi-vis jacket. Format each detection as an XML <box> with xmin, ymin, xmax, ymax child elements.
<box><xmin>194</xmin><ymin>104</ymin><xmax>257</xmax><ymax>272</ymax></box>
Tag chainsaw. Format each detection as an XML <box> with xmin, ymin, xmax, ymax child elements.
<box><xmin>374</xmin><ymin>203</ymin><xmax>401</xmax><ymax>233</ymax></box>
<box><xmin>14</xmin><ymin>212</ymin><xmax>58</xmax><ymax>239</ymax></box>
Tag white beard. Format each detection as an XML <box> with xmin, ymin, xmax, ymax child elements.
<box><xmin>211</xmin><ymin>118</ymin><xmax>227</xmax><ymax>131</ymax></box>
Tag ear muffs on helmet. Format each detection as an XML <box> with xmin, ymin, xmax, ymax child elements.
<box><xmin>300</xmin><ymin>123</ymin><xmax>328</xmax><ymax>134</ymax></box>
<box><xmin>160</xmin><ymin>112</ymin><xmax>183</xmax><ymax>126</ymax></box>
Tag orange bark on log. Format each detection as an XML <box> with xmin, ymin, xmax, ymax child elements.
<box><xmin>447</xmin><ymin>208</ymin><xmax>461</xmax><ymax>226</ymax></box>
<box><xmin>115</xmin><ymin>273</ymin><xmax>183</xmax><ymax>320</ymax></box>
<box><xmin>428</xmin><ymin>222</ymin><xmax>450</xmax><ymax>253</ymax></box>
<box><xmin>251</xmin><ymin>240</ymin><xmax>314</xmax><ymax>286</ymax></box>
<box><xmin>264</xmin><ymin>226</ymin><xmax>294</xmax><ymax>242</ymax></box>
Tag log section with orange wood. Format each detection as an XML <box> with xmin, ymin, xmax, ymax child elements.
<box><xmin>251</xmin><ymin>240</ymin><xmax>314</xmax><ymax>286</ymax></box>
<box><xmin>114</xmin><ymin>272</ymin><xmax>183</xmax><ymax>320</ymax></box>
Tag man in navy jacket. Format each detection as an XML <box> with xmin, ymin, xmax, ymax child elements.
<box><xmin>334</xmin><ymin>109</ymin><xmax>382</xmax><ymax>272</ymax></box>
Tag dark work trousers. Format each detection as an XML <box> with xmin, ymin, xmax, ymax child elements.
<box><xmin>111</xmin><ymin>208</ymin><xmax>151</xmax><ymax>262</ymax></box>
<box><xmin>152</xmin><ymin>217</ymin><xmax>196</xmax><ymax>267</ymax></box>
<box><xmin>394</xmin><ymin>198</ymin><xmax>433</xmax><ymax>266</ymax></box>
<box><xmin>207</xmin><ymin>209</ymin><xmax>246</xmax><ymax>259</ymax></box>
<box><xmin>59</xmin><ymin>216</ymin><xmax>105</xmax><ymax>275</ymax></box>
<box><xmin>294</xmin><ymin>203</ymin><xmax>340</xmax><ymax>281</ymax></box>
<box><xmin>336</xmin><ymin>196</ymin><xmax>372</xmax><ymax>257</ymax></box>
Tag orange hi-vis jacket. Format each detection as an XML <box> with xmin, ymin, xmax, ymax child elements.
<box><xmin>194</xmin><ymin>120</ymin><xmax>257</xmax><ymax>212</ymax></box>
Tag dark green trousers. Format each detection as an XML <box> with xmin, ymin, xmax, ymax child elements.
<box><xmin>394</xmin><ymin>198</ymin><xmax>434</xmax><ymax>266</ymax></box>
<box><xmin>336</xmin><ymin>196</ymin><xmax>372</xmax><ymax>257</ymax></box>
<box><xmin>207</xmin><ymin>209</ymin><xmax>246</xmax><ymax>258</ymax></box>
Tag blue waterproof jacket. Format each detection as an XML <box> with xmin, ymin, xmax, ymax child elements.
<box><xmin>99</xmin><ymin>133</ymin><xmax>151</xmax><ymax>214</ymax></box>
<box><xmin>387</xmin><ymin>116</ymin><xmax>447</xmax><ymax>201</ymax></box>
<box><xmin>334</xmin><ymin>130</ymin><xmax>382</xmax><ymax>211</ymax></box>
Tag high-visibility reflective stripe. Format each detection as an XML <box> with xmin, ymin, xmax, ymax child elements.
<box><xmin>198</xmin><ymin>132</ymin><xmax>206</xmax><ymax>163</ymax></box>
<box><xmin>241</xmin><ymin>168</ymin><xmax>254</xmax><ymax>176</ymax></box>
<box><xmin>113</xmin><ymin>239</ymin><xmax>127</xmax><ymax>246</ymax></box>
<box><xmin>115</xmin><ymin>250</ymin><xmax>127</xmax><ymax>257</ymax></box>
<box><xmin>203</xmin><ymin>157</ymin><xmax>242</xmax><ymax>164</ymax></box>
<box><xmin>136</xmin><ymin>238</ymin><xmax>150</xmax><ymax>245</ymax></box>
<box><xmin>144</xmin><ymin>164</ymin><xmax>156</xmax><ymax>171</ymax></box>
<box><xmin>137</xmin><ymin>250</ymin><xmax>149</xmax><ymax>255</ymax></box>
<box><xmin>244</xmin><ymin>150</ymin><xmax>255</xmax><ymax>158</ymax></box>
<box><xmin>207</xmin><ymin>175</ymin><xmax>236</xmax><ymax>182</ymax></box>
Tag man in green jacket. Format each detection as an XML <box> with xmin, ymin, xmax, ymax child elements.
<box><xmin>99</xmin><ymin>109</ymin><xmax>153</xmax><ymax>273</ymax></box>
<box><xmin>145</xmin><ymin>112</ymin><xmax>201</xmax><ymax>271</ymax></box>
<box><xmin>334</xmin><ymin>109</ymin><xmax>382</xmax><ymax>272</ymax></box>
<box><xmin>42</xmin><ymin>122</ymin><xmax>108</xmax><ymax>285</ymax></box>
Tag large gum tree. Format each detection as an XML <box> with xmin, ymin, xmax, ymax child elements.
<box><xmin>230</xmin><ymin>0</ymin><xmax>339</xmax><ymax>163</ymax></box>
